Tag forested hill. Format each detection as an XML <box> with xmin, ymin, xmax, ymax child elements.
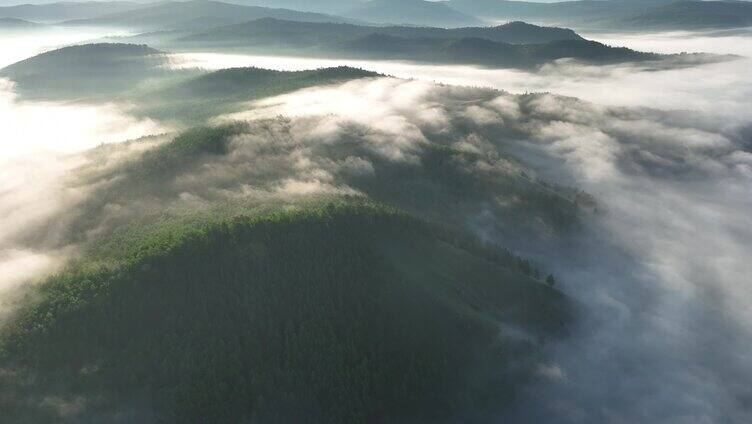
<box><xmin>1</xmin><ymin>43</ymin><xmax>163</xmax><ymax>72</ymax></box>
<box><xmin>173</xmin><ymin>18</ymin><xmax>660</xmax><ymax>69</ymax></box>
<box><xmin>0</xmin><ymin>200</ymin><xmax>571</xmax><ymax>422</ymax></box>
<box><xmin>180</xmin><ymin>18</ymin><xmax>583</xmax><ymax>47</ymax></box>
<box><xmin>0</xmin><ymin>43</ymin><xmax>382</xmax><ymax>119</ymax></box>
<box><xmin>0</xmin><ymin>43</ymin><xmax>168</xmax><ymax>100</ymax></box>
<box><xmin>155</xmin><ymin>66</ymin><xmax>381</xmax><ymax>101</ymax></box>
<box><xmin>337</xmin><ymin>36</ymin><xmax>660</xmax><ymax>68</ymax></box>
<box><xmin>139</xmin><ymin>66</ymin><xmax>383</xmax><ymax>122</ymax></box>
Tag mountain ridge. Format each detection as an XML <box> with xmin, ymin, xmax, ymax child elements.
<box><xmin>61</xmin><ymin>0</ymin><xmax>357</xmax><ymax>30</ymax></box>
<box><xmin>347</xmin><ymin>0</ymin><xmax>483</xmax><ymax>27</ymax></box>
<box><xmin>449</xmin><ymin>0</ymin><xmax>752</xmax><ymax>30</ymax></box>
<box><xmin>170</xmin><ymin>19</ymin><xmax>661</xmax><ymax>69</ymax></box>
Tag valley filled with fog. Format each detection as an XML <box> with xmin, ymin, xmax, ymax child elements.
<box><xmin>171</xmin><ymin>28</ymin><xmax>752</xmax><ymax>113</ymax></box>
<box><xmin>0</xmin><ymin>30</ymin><xmax>163</xmax><ymax>319</ymax></box>
<box><xmin>0</xmin><ymin>5</ymin><xmax>751</xmax><ymax>422</ymax></box>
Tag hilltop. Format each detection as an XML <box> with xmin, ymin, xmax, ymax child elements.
<box><xmin>0</xmin><ymin>197</ymin><xmax>571</xmax><ymax>422</ymax></box>
<box><xmin>0</xmin><ymin>43</ymin><xmax>168</xmax><ymax>100</ymax></box>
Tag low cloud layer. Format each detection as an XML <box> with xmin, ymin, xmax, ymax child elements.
<box><xmin>171</xmin><ymin>29</ymin><xmax>752</xmax><ymax>123</ymax></box>
<box><xmin>0</xmin><ymin>77</ymin><xmax>163</xmax><ymax>315</ymax></box>
<box><xmin>0</xmin><ymin>27</ymin><xmax>132</xmax><ymax>68</ymax></box>
<box><xmin>219</xmin><ymin>76</ymin><xmax>751</xmax><ymax>423</ymax></box>
<box><xmin>5</xmin><ymin>73</ymin><xmax>744</xmax><ymax>423</ymax></box>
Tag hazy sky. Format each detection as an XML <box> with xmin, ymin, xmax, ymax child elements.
<box><xmin>3</xmin><ymin>0</ymin><xmax>745</xmax><ymax>7</ymax></box>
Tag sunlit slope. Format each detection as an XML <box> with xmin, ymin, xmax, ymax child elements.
<box><xmin>0</xmin><ymin>201</ymin><xmax>570</xmax><ymax>423</ymax></box>
<box><xmin>50</xmin><ymin>121</ymin><xmax>585</xmax><ymax>257</ymax></box>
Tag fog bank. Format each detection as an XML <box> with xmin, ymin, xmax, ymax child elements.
<box><xmin>0</xmin><ymin>76</ymin><xmax>163</xmax><ymax>313</ymax></box>
<box><xmin>170</xmin><ymin>29</ymin><xmax>751</xmax><ymax>119</ymax></box>
<box><xmin>225</xmin><ymin>74</ymin><xmax>752</xmax><ymax>422</ymax></box>
<box><xmin>1</xmin><ymin>26</ymin><xmax>751</xmax><ymax>422</ymax></box>
<box><xmin>0</xmin><ymin>27</ymin><xmax>132</xmax><ymax>68</ymax></box>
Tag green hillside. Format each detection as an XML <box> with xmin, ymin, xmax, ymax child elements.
<box><xmin>139</xmin><ymin>66</ymin><xmax>381</xmax><ymax>123</ymax></box>
<box><xmin>0</xmin><ymin>43</ymin><xmax>380</xmax><ymax>122</ymax></box>
<box><xmin>52</xmin><ymin>121</ymin><xmax>585</xmax><ymax>258</ymax></box>
<box><xmin>175</xmin><ymin>66</ymin><xmax>379</xmax><ymax>98</ymax></box>
<box><xmin>0</xmin><ymin>200</ymin><xmax>570</xmax><ymax>423</ymax></box>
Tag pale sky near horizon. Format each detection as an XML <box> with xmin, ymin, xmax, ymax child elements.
<box><xmin>1</xmin><ymin>0</ymin><xmax>749</xmax><ymax>7</ymax></box>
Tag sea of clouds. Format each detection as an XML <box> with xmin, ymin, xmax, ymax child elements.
<box><xmin>1</xmin><ymin>26</ymin><xmax>750</xmax><ymax>422</ymax></box>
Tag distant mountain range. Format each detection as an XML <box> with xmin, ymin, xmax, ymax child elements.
<box><xmin>0</xmin><ymin>1</ymin><xmax>144</xmax><ymax>22</ymax></box>
<box><xmin>0</xmin><ymin>1</ymin><xmax>733</xmax><ymax>75</ymax></box>
<box><xmin>0</xmin><ymin>16</ymin><xmax>43</xmax><ymax>28</ymax></box>
<box><xmin>2</xmin><ymin>0</ymin><xmax>750</xmax><ymax>30</ymax></box>
<box><xmin>449</xmin><ymin>0</ymin><xmax>671</xmax><ymax>22</ymax></box>
<box><xmin>620</xmin><ymin>1</ymin><xmax>752</xmax><ymax>29</ymax></box>
<box><xmin>164</xmin><ymin>18</ymin><xmax>661</xmax><ymax>69</ymax></box>
<box><xmin>345</xmin><ymin>0</ymin><xmax>482</xmax><ymax>27</ymax></box>
<box><xmin>62</xmin><ymin>0</ymin><xmax>355</xmax><ymax>31</ymax></box>
<box><xmin>217</xmin><ymin>0</ymin><xmax>363</xmax><ymax>15</ymax></box>
<box><xmin>178</xmin><ymin>18</ymin><xmax>583</xmax><ymax>46</ymax></box>
<box><xmin>449</xmin><ymin>0</ymin><xmax>752</xmax><ymax>30</ymax></box>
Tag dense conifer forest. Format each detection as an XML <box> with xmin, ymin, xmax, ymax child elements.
<box><xmin>0</xmin><ymin>201</ymin><xmax>570</xmax><ymax>422</ymax></box>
